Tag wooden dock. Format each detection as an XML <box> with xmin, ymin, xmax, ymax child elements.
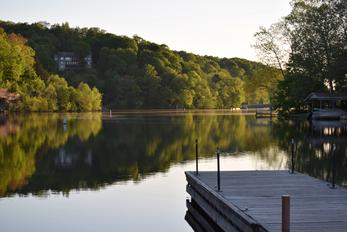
<box><xmin>185</xmin><ymin>170</ymin><xmax>347</xmax><ymax>232</ymax></box>
<box><xmin>255</xmin><ymin>110</ymin><xmax>277</xmax><ymax>118</ymax></box>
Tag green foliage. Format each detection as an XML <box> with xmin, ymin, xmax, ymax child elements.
<box><xmin>0</xmin><ymin>21</ymin><xmax>281</xmax><ymax>108</ymax></box>
<box><xmin>272</xmin><ymin>73</ymin><xmax>325</xmax><ymax>115</ymax></box>
<box><xmin>75</xmin><ymin>82</ymin><xmax>102</xmax><ymax>111</ymax></box>
<box><xmin>210</xmin><ymin>70</ymin><xmax>245</xmax><ymax>107</ymax></box>
<box><xmin>0</xmin><ymin>29</ymin><xmax>102</xmax><ymax>112</ymax></box>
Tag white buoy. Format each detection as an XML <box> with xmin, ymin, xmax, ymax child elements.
<box><xmin>63</xmin><ymin>116</ymin><xmax>67</xmax><ymax>131</ymax></box>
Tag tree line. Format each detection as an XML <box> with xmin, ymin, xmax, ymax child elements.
<box><xmin>0</xmin><ymin>20</ymin><xmax>282</xmax><ymax>109</ymax></box>
<box><xmin>254</xmin><ymin>0</ymin><xmax>347</xmax><ymax>114</ymax></box>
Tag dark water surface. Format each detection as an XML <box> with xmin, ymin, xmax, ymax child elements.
<box><xmin>0</xmin><ymin>112</ymin><xmax>346</xmax><ymax>231</ymax></box>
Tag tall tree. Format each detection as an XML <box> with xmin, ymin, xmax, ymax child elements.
<box><xmin>256</xmin><ymin>0</ymin><xmax>347</xmax><ymax>114</ymax></box>
<box><xmin>253</xmin><ymin>21</ymin><xmax>292</xmax><ymax>78</ymax></box>
<box><xmin>287</xmin><ymin>0</ymin><xmax>347</xmax><ymax>91</ymax></box>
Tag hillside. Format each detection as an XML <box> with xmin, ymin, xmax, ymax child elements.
<box><xmin>0</xmin><ymin>28</ymin><xmax>101</xmax><ymax>112</ymax></box>
<box><xmin>0</xmin><ymin>21</ymin><xmax>282</xmax><ymax>109</ymax></box>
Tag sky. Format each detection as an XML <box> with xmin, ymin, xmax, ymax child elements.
<box><xmin>1</xmin><ymin>0</ymin><xmax>292</xmax><ymax>61</ymax></box>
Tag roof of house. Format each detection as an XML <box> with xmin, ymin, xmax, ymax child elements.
<box><xmin>55</xmin><ymin>52</ymin><xmax>76</xmax><ymax>57</ymax></box>
<box><xmin>0</xmin><ymin>88</ymin><xmax>20</xmax><ymax>101</ymax></box>
<box><xmin>304</xmin><ymin>92</ymin><xmax>347</xmax><ymax>102</ymax></box>
<box><xmin>55</xmin><ymin>52</ymin><xmax>92</xmax><ymax>58</ymax></box>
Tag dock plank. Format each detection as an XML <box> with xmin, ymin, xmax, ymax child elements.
<box><xmin>186</xmin><ymin>170</ymin><xmax>347</xmax><ymax>232</ymax></box>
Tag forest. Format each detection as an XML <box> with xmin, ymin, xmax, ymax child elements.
<box><xmin>2</xmin><ymin>1</ymin><xmax>346</xmax><ymax>112</ymax></box>
<box><xmin>0</xmin><ymin>29</ymin><xmax>102</xmax><ymax>111</ymax></box>
<box><xmin>0</xmin><ymin>20</ymin><xmax>281</xmax><ymax>109</ymax></box>
<box><xmin>254</xmin><ymin>0</ymin><xmax>347</xmax><ymax>114</ymax></box>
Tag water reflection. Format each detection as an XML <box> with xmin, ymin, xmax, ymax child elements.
<box><xmin>272</xmin><ymin>119</ymin><xmax>347</xmax><ymax>187</ymax></box>
<box><xmin>0</xmin><ymin>113</ymin><xmax>102</xmax><ymax>197</ymax></box>
<box><xmin>0</xmin><ymin>113</ymin><xmax>347</xmax><ymax>197</ymax></box>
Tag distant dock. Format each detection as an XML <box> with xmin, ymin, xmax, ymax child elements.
<box><xmin>185</xmin><ymin>170</ymin><xmax>347</xmax><ymax>232</ymax></box>
<box><xmin>255</xmin><ymin>110</ymin><xmax>277</xmax><ymax>118</ymax></box>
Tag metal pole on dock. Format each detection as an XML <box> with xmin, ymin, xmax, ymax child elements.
<box><xmin>282</xmin><ymin>195</ymin><xmax>290</xmax><ymax>232</ymax></box>
<box><xmin>195</xmin><ymin>139</ymin><xmax>199</xmax><ymax>175</ymax></box>
<box><xmin>217</xmin><ymin>148</ymin><xmax>220</xmax><ymax>192</ymax></box>
<box><xmin>291</xmin><ymin>138</ymin><xmax>295</xmax><ymax>174</ymax></box>
<box><xmin>332</xmin><ymin>144</ymin><xmax>336</xmax><ymax>189</ymax></box>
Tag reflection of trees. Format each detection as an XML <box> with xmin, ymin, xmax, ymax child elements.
<box><xmin>272</xmin><ymin>120</ymin><xmax>347</xmax><ymax>187</ymax></box>
<box><xmin>8</xmin><ymin>114</ymin><xmax>343</xmax><ymax>196</ymax></box>
<box><xmin>1</xmin><ymin>117</ymin><xmax>346</xmax><ymax>197</ymax></box>
<box><xmin>0</xmin><ymin>113</ymin><xmax>102</xmax><ymax>197</ymax></box>
<box><xmin>7</xmin><ymin>114</ymin><xmax>282</xmax><ymax>196</ymax></box>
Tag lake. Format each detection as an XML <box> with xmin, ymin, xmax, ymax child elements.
<box><xmin>0</xmin><ymin>112</ymin><xmax>346</xmax><ymax>231</ymax></box>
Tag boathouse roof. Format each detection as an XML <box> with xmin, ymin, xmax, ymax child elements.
<box><xmin>55</xmin><ymin>52</ymin><xmax>76</xmax><ymax>57</ymax></box>
<box><xmin>304</xmin><ymin>92</ymin><xmax>347</xmax><ymax>102</ymax></box>
<box><xmin>0</xmin><ymin>88</ymin><xmax>20</xmax><ymax>101</ymax></box>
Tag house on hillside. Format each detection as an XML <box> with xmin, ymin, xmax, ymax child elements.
<box><xmin>0</xmin><ymin>88</ymin><xmax>20</xmax><ymax>112</ymax></box>
<box><xmin>54</xmin><ymin>52</ymin><xmax>92</xmax><ymax>71</ymax></box>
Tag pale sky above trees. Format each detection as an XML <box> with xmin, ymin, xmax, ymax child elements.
<box><xmin>1</xmin><ymin>0</ymin><xmax>291</xmax><ymax>61</ymax></box>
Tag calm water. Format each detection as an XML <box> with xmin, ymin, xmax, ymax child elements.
<box><xmin>0</xmin><ymin>112</ymin><xmax>347</xmax><ymax>231</ymax></box>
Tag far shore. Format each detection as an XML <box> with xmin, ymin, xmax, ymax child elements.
<box><xmin>1</xmin><ymin>108</ymin><xmax>267</xmax><ymax>117</ymax></box>
<box><xmin>103</xmin><ymin>108</ymin><xmax>258</xmax><ymax>116</ymax></box>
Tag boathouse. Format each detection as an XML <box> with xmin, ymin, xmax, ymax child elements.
<box><xmin>304</xmin><ymin>92</ymin><xmax>347</xmax><ymax>110</ymax></box>
<box><xmin>0</xmin><ymin>88</ymin><xmax>20</xmax><ymax>111</ymax></box>
<box><xmin>304</xmin><ymin>92</ymin><xmax>347</xmax><ymax>120</ymax></box>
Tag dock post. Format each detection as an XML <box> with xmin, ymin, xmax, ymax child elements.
<box><xmin>195</xmin><ymin>139</ymin><xmax>199</xmax><ymax>175</ymax></box>
<box><xmin>217</xmin><ymin>148</ymin><xmax>220</xmax><ymax>192</ymax></box>
<box><xmin>331</xmin><ymin>144</ymin><xmax>336</xmax><ymax>189</ymax></box>
<box><xmin>291</xmin><ymin>138</ymin><xmax>295</xmax><ymax>174</ymax></box>
<box><xmin>282</xmin><ymin>195</ymin><xmax>290</xmax><ymax>232</ymax></box>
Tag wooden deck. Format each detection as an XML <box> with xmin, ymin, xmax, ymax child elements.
<box><xmin>255</xmin><ymin>110</ymin><xmax>277</xmax><ymax>118</ymax></box>
<box><xmin>185</xmin><ymin>170</ymin><xmax>347</xmax><ymax>232</ymax></box>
